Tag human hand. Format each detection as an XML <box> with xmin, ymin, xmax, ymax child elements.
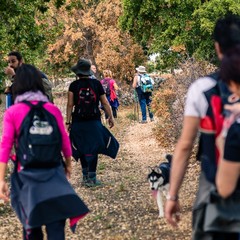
<box><xmin>225</xmin><ymin>103</ymin><xmax>240</xmax><ymax>116</ymax></box>
<box><xmin>165</xmin><ymin>200</ymin><xmax>181</xmax><ymax>227</ymax></box>
<box><xmin>4</xmin><ymin>86</ymin><xmax>11</xmax><ymax>94</ymax></box>
<box><xmin>108</xmin><ymin>117</ymin><xmax>114</xmax><ymax>128</ymax></box>
<box><xmin>0</xmin><ymin>180</ymin><xmax>9</xmax><ymax>203</ymax></box>
<box><xmin>65</xmin><ymin>163</ymin><xmax>72</xmax><ymax>179</ymax></box>
<box><xmin>4</xmin><ymin>67</ymin><xmax>15</xmax><ymax>77</ymax></box>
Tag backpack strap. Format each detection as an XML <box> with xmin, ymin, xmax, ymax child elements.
<box><xmin>21</xmin><ymin>100</ymin><xmax>46</xmax><ymax>108</ymax></box>
<box><xmin>209</xmin><ymin>72</ymin><xmax>235</xmax><ymax>116</ymax></box>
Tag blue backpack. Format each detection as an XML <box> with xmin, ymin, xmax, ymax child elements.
<box><xmin>16</xmin><ymin>101</ymin><xmax>63</xmax><ymax>168</ymax></box>
<box><xmin>139</xmin><ymin>74</ymin><xmax>153</xmax><ymax>93</ymax></box>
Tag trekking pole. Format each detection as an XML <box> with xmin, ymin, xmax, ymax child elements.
<box><xmin>136</xmin><ymin>99</ymin><xmax>139</xmax><ymax>122</ymax></box>
<box><xmin>133</xmin><ymin>90</ymin><xmax>137</xmax><ymax>121</ymax></box>
<box><xmin>134</xmin><ymin>90</ymin><xmax>139</xmax><ymax>122</ymax></box>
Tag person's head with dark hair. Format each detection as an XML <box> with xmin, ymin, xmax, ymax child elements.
<box><xmin>12</xmin><ymin>64</ymin><xmax>45</xmax><ymax>97</ymax></box>
<box><xmin>220</xmin><ymin>45</ymin><xmax>240</xmax><ymax>96</ymax></box>
<box><xmin>213</xmin><ymin>14</ymin><xmax>240</xmax><ymax>60</ymax></box>
<box><xmin>8</xmin><ymin>51</ymin><xmax>22</xmax><ymax>61</ymax></box>
<box><xmin>7</xmin><ymin>51</ymin><xmax>23</xmax><ymax>70</ymax></box>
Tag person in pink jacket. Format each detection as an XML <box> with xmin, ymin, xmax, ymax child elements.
<box><xmin>101</xmin><ymin>69</ymin><xmax>119</xmax><ymax>118</ymax></box>
<box><xmin>0</xmin><ymin>64</ymin><xmax>89</xmax><ymax>240</ymax></box>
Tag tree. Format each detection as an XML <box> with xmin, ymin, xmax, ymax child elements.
<box><xmin>43</xmin><ymin>0</ymin><xmax>145</xmax><ymax>82</ymax></box>
<box><xmin>120</xmin><ymin>0</ymin><xmax>240</xmax><ymax>69</ymax></box>
<box><xmin>0</xmin><ymin>0</ymin><xmax>66</xmax><ymax>87</ymax></box>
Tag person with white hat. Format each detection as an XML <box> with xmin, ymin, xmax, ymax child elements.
<box><xmin>132</xmin><ymin>65</ymin><xmax>154</xmax><ymax>123</ymax></box>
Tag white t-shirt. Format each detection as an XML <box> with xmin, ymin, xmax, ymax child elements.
<box><xmin>184</xmin><ymin>77</ymin><xmax>217</xmax><ymax>118</ymax></box>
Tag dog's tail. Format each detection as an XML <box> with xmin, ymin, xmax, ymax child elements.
<box><xmin>165</xmin><ymin>154</ymin><xmax>172</xmax><ymax>164</ymax></box>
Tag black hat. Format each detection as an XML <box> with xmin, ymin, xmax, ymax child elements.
<box><xmin>71</xmin><ymin>59</ymin><xmax>92</xmax><ymax>76</ymax></box>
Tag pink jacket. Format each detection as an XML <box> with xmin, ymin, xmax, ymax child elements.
<box><xmin>0</xmin><ymin>101</ymin><xmax>72</xmax><ymax>163</ymax></box>
<box><xmin>100</xmin><ymin>78</ymin><xmax>117</xmax><ymax>101</ymax></box>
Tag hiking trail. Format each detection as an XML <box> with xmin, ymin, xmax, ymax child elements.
<box><xmin>0</xmin><ymin>102</ymin><xmax>199</xmax><ymax>240</ymax></box>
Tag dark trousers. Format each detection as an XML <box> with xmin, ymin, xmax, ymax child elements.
<box><xmin>80</xmin><ymin>154</ymin><xmax>98</xmax><ymax>173</ymax></box>
<box><xmin>23</xmin><ymin>219</ymin><xmax>66</xmax><ymax>240</ymax></box>
<box><xmin>193</xmin><ymin>231</ymin><xmax>239</xmax><ymax>240</ymax></box>
<box><xmin>192</xmin><ymin>206</ymin><xmax>239</xmax><ymax>240</ymax></box>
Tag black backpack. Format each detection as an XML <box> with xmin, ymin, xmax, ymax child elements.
<box><xmin>75</xmin><ymin>83</ymin><xmax>98</xmax><ymax>120</ymax></box>
<box><xmin>102</xmin><ymin>79</ymin><xmax>111</xmax><ymax>96</ymax></box>
<box><xmin>16</xmin><ymin>101</ymin><xmax>63</xmax><ymax>168</ymax></box>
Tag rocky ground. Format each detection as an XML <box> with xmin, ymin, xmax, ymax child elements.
<box><xmin>0</xmin><ymin>95</ymin><xmax>200</xmax><ymax>240</ymax></box>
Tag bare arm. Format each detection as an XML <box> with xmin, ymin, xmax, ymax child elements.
<box><xmin>132</xmin><ymin>75</ymin><xmax>138</xmax><ymax>89</ymax></box>
<box><xmin>216</xmin><ymin>160</ymin><xmax>240</xmax><ymax>198</ymax></box>
<box><xmin>100</xmin><ymin>94</ymin><xmax>114</xmax><ymax>128</ymax></box>
<box><xmin>66</xmin><ymin>91</ymin><xmax>74</xmax><ymax>124</ymax></box>
<box><xmin>113</xmin><ymin>82</ymin><xmax>119</xmax><ymax>91</ymax></box>
<box><xmin>165</xmin><ymin>116</ymin><xmax>199</xmax><ymax>227</ymax></box>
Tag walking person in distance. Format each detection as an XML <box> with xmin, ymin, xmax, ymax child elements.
<box><xmin>132</xmin><ymin>65</ymin><xmax>154</xmax><ymax>123</ymax></box>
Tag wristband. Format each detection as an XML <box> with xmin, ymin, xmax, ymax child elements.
<box><xmin>166</xmin><ymin>194</ymin><xmax>179</xmax><ymax>201</ymax></box>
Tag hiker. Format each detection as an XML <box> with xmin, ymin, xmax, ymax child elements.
<box><xmin>132</xmin><ymin>65</ymin><xmax>154</xmax><ymax>123</ymax></box>
<box><xmin>101</xmin><ymin>69</ymin><xmax>119</xmax><ymax>118</ymax></box>
<box><xmin>91</xmin><ymin>64</ymin><xmax>97</xmax><ymax>75</ymax></box>
<box><xmin>165</xmin><ymin>15</ymin><xmax>240</xmax><ymax>240</ymax></box>
<box><xmin>0</xmin><ymin>64</ymin><xmax>89</xmax><ymax>240</ymax></box>
<box><xmin>4</xmin><ymin>51</ymin><xmax>53</xmax><ymax>105</ymax></box>
<box><xmin>212</xmin><ymin>45</ymin><xmax>240</xmax><ymax>237</ymax></box>
<box><xmin>66</xmin><ymin>59</ymin><xmax>119</xmax><ymax>187</ymax></box>
<box><xmin>215</xmin><ymin>45</ymin><xmax>240</xmax><ymax>198</ymax></box>
<box><xmin>90</xmin><ymin>64</ymin><xmax>97</xmax><ymax>79</ymax></box>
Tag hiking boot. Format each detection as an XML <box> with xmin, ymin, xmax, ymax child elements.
<box><xmin>150</xmin><ymin>118</ymin><xmax>154</xmax><ymax>122</ymax></box>
<box><xmin>81</xmin><ymin>175</ymin><xmax>88</xmax><ymax>186</ymax></box>
<box><xmin>85</xmin><ymin>177</ymin><xmax>102</xmax><ymax>187</ymax></box>
<box><xmin>139</xmin><ymin>120</ymin><xmax>147</xmax><ymax>124</ymax></box>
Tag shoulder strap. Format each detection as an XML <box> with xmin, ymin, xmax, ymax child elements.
<box><xmin>209</xmin><ymin>72</ymin><xmax>234</xmax><ymax>116</ymax></box>
<box><xmin>104</xmin><ymin>78</ymin><xmax>110</xmax><ymax>84</ymax></box>
<box><xmin>21</xmin><ymin>100</ymin><xmax>46</xmax><ymax>109</ymax></box>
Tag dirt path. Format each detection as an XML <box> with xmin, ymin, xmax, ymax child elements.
<box><xmin>0</xmin><ymin>104</ymin><xmax>199</xmax><ymax>240</ymax></box>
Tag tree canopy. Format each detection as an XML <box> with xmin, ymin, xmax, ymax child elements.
<box><xmin>0</xmin><ymin>0</ymin><xmax>145</xmax><ymax>84</ymax></box>
<box><xmin>38</xmin><ymin>0</ymin><xmax>145</xmax><ymax>81</ymax></box>
<box><xmin>1</xmin><ymin>0</ymin><xmax>240</xmax><ymax>85</ymax></box>
<box><xmin>120</xmin><ymin>0</ymin><xmax>240</xmax><ymax>69</ymax></box>
<box><xmin>0</xmin><ymin>0</ymin><xmax>65</xmax><ymax>84</ymax></box>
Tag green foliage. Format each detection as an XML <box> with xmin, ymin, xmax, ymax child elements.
<box><xmin>0</xmin><ymin>0</ymin><xmax>66</xmax><ymax>86</ymax></box>
<box><xmin>120</xmin><ymin>0</ymin><xmax>240</xmax><ymax>67</ymax></box>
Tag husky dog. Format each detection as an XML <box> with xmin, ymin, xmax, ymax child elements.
<box><xmin>147</xmin><ymin>154</ymin><xmax>172</xmax><ymax>217</ymax></box>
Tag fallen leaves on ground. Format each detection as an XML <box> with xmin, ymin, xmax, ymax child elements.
<box><xmin>0</xmin><ymin>98</ymin><xmax>200</xmax><ymax>240</ymax></box>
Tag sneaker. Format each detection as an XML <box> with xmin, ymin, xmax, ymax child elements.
<box><xmin>139</xmin><ymin>120</ymin><xmax>147</xmax><ymax>124</ymax></box>
<box><xmin>150</xmin><ymin>118</ymin><xmax>154</xmax><ymax>122</ymax></box>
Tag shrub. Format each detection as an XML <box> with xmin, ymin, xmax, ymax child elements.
<box><xmin>152</xmin><ymin>58</ymin><xmax>216</xmax><ymax>148</ymax></box>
